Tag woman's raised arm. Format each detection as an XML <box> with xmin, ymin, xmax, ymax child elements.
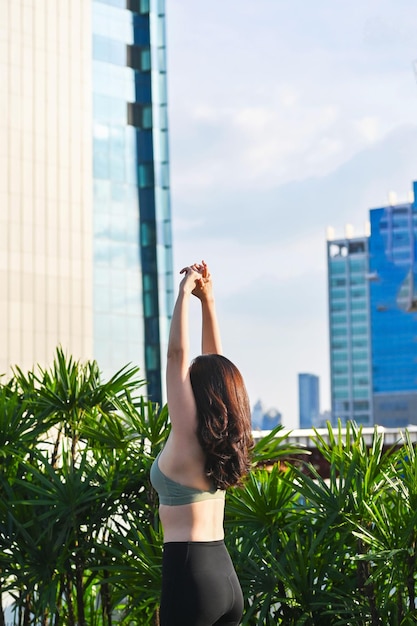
<box><xmin>166</xmin><ymin>266</ymin><xmax>200</xmax><ymax>433</ymax></box>
<box><xmin>191</xmin><ymin>261</ymin><xmax>223</xmax><ymax>355</ymax></box>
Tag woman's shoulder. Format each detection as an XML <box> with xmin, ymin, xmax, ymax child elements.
<box><xmin>160</xmin><ymin>431</ymin><xmax>203</xmax><ymax>467</ymax></box>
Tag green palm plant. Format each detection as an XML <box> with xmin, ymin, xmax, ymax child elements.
<box><xmin>290</xmin><ymin>421</ymin><xmax>392</xmax><ymax>624</ymax></box>
<box><xmin>0</xmin><ymin>348</ymin><xmax>166</xmax><ymax>625</ymax></box>
<box><xmin>84</xmin><ymin>399</ymin><xmax>169</xmax><ymax>625</ymax></box>
<box><xmin>5</xmin><ymin>447</ymin><xmax>104</xmax><ymax>625</ymax></box>
<box><xmin>226</xmin><ymin>425</ymin><xmax>312</xmax><ymax>625</ymax></box>
<box><xmin>349</xmin><ymin>430</ymin><xmax>417</xmax><ymax>625</ymax></box>
<box><xmin>267</xmin><ymin>423</ymin><xmax>385</xmax><ymax>624</ymax></box>
<box><xmin>226</xmin><ymin>465</ymin><xmax>359</xmax><ymax>625</ymax></box>
<box><xmin>226</xmin><ymin>421</ymin><xmax>417</xmax><ymax>626</ymax></box>
<box><xmin>0</xmin><ymin>380</ymin><xmax>51</xmax><ymax>626</ymax></box>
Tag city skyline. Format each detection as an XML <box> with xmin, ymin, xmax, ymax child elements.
<box><xmin>327</xmin><ymin>184</ymin><xmax>417</xmax><ymax>428</ymax></box>
<box><xmin>166</xmin><ymin>0</ymin><xmax>417</xmax><ymax>428</ymax></box>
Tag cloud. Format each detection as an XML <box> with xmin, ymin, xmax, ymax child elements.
<box><xmin>172</xmin><ymin>124</ymin><xmax>417</xmax><ymax>246</ymax></box>
<box><xmin>170</xmin><ymin>78</ymin><xmax>417</xmax><ymax>197</ymax></box>
<box><xmin>362</xmin><ymin>13</ymin><xmax>417</xmax><ymax>47</ymax></box>
<box><xmin>168</xmin><ymin>0</ymin><xmax>417</xmax><ymax>201</ymax></box>
<box><xmin>354</xmin><ymin>116</ymin><xmax>381</xmax><ymax>143</ymax></box>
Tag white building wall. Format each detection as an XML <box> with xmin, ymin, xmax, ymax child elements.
<box><xmin>0</xmin><ymin>0</ymin><xmax>93</xmax><ymax>375</ymax></box>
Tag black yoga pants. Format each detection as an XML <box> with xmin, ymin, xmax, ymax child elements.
<box><xmin>160</xmin><ymin>540</ymin><xmax>243</xmax><ymax>626</ymax></box>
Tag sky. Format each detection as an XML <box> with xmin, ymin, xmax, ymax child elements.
<box><xmin>164</xmin><ymin>0</ymin><xmax>417</xmax><ymax>429</ymax></box>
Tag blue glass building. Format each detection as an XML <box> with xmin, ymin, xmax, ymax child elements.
<box><xmin>368</xmin><ymin>183</ymin><xmax>417</xmax><ymax>426</ymax></box>
<box><xmin>298</xmin><ymin>373</ymin><xmax>320</xmax><ymax>428</ymax></box>
<box><xmin>92</xmin><ymin>0</ymin><xmax>173</xmax><ymax>405</ymax></box>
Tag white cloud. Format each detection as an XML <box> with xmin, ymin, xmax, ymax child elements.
<box><xmin>280</xmin><ymin>85</ymin><xmax>299</xmax><ymax>108</ymax></box>
<box><xmin>305</xmin><ymin>136</ymin><xmax>343</xmax><ymax>165</ymax></box>
<box><xmin>362</xmin><ymin>14</ymin><xmax>417</xmax><ymax>47</ymax></box>
<box><xmin>234</xmin><ymin>106</ymin><xmax>274</xmax><ymax>133</ymax></box>
<box><xmin>355</xmin><ymin>116</ymin><xmax>381</xmax><ymax>143</ymax></box>
<box><xmin>171</xmin><ymin>74</ymin><xmax>416</xmax><ymax>194</ymax></box>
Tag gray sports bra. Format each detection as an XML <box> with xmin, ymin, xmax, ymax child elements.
<box><xmin>150</xmin><ymin>452</ymin><xmax>225</xmax><ymax>506</ymax></box>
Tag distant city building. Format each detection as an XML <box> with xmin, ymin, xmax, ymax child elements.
<box><xmin>298</xmin><ymin>373</ymin><xmax>320</xmax><ymax>428</ymax></box>
<box><xmin>327</xmin><ymin>181</ymin><xmax>417</xmax><ymax>427</ymax></box>
<box><xmin>317</xmin><ymin>410</ymin><xmax>332</xmax><ymax>428</ymax></box>
<box><xmin>262</xmin><ymin>408</ymin><xmax>282</xmax><ymax>431</ymax></box>
<box><xmin>251</xmin><ymin>400</ymin><xmax>282</xmax><ymax>430</ymax></box>
<box><xmin>327</xmin><ymin>236</ymin><xmax>373</xmax><ymax>425</ymax></box>
<box><xmin>251</xmin><ymin>400</ymin><xmax>265</xmax><ymax>430</ymax></box>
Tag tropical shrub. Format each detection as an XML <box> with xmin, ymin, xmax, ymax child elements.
<box><xmin>1</xmin><ymin>351</ymin><xmax>417</xmax><ymax>625</ymax></box>
<box><xmin>0</xmin><ymin>348</ymin><xmax>167</xmax><ymax>626</ymax></box>
<box><xmin>226</xmin><ymin>421</ymin><xmax>417</xmax><ymax>625</ymax></box>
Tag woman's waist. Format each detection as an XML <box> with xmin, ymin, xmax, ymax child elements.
<box><xmin>159</xmin><ymin>500</ymin><xmax>225</xmax><ymax>542</ymax></box>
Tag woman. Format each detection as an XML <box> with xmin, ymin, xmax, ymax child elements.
<box><xmin>150</xmin><ymin>260</ymin><xmax>253</xmax><ymax>626</ymax></box>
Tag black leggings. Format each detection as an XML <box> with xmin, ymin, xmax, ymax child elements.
<box><xmin>160</xmin><ymin>540</ymin><xmax>243</xmax><ymax>626</ymax></box>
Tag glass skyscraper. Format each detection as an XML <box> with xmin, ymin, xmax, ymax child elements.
<box><xmin>368</xmin><ymin>183</ymin><xmax>417</xmax><ymax>426</ymax></box>
<box><xmin>298</xmin><ymin>373</ymin><xmax>320</xmax><ymax>429</ymax></box>
<box><xmin>0</xmin><ymin>0</ymin><xmax>173</xmax><ymax>406</ymax></box>
<box><xmin>327</xmin><ymin>181</ymin><xmax>417</xmax><ymax>427</ymax></box>
<box><xmin>327</xmin><ymin>237</ymin><xmax>373</xmax><ymax>425</ymax></box>
<box><xmin>92</xmin><ymin>0</ymin><xmax>173</xmax><ymax>403</ymax></box>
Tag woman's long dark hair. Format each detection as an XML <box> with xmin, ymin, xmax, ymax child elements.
<box><xmin>189</xmin><ymin>354</ymin><xmax>253</xmax><ymax>490</ymax></box>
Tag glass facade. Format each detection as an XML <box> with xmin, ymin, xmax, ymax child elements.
<box><xmin>298</xmin><ymin>373</ymin><xmax>320</xmax><ymax>429</ymax></box>
<box><xmin>327</xmin><ymin>238</ymin><xmax>373</xmax><ymax>425</ymax></box>
<box><xmin>92</xmin><ymin>0</ymin><xmax>173</xmax><ymax>405</ymax></box>
<box><xmin>369</xmin><ymin>185</ymin><xmax>417</xmax><ymax>426</ymax></box>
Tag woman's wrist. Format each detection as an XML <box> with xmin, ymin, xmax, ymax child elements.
<box><xmin>199</xmin><ymin>294</ymin><xmax>215</xmax><ymax>305</ymax></box>
<box><xmin>178</xmin><ymin>284</ymin><xmax>193</xmax><ymax>297</ymax></box>
<box><xmin>201</xmin><ymin>300</ymin><xmax>215</xmax><ymax>309</ymax></box>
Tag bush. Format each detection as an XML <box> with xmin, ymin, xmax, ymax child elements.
<box><xmin>227</xmin><ymin>421</ymin><xmax>417</xmax><ymax>625</ymax></box>
<box><xmin>0</xmin><ymin>348</ymin><xmax>166</xmax><ymax>626</ymax></box>
<box><xmin>1</xmin><ymin>351</ymin><xmax>416</xmax><ymax>625</ymax></box>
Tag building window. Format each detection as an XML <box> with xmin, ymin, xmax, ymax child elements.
<box><xmin>332</xmin><ymin>327</ymin><xmax>348</xmax><ymax>337</ymax></box>
<box><xmin>332</xmin><ymin>341</ymin><xmax>348</xmax><ymax>350</ymax></box>
<box><xmin>127</xmin><ymin>103</ymin><xmax>153</xmax><ymax>128</ymax></box>
<box><xmin>126</xmin><ymin>45</ymin><xmax>151</xmax><ymax>71</ymax></box>
<box><xmin>351</xmin><ymin>325</ymin><xmax>368</xmax><ymax>336</ymax></box>
<box><xmin>331</xmin><ymin>277</ymin><xmax>346</xmax><ymax>287</ymax></box>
